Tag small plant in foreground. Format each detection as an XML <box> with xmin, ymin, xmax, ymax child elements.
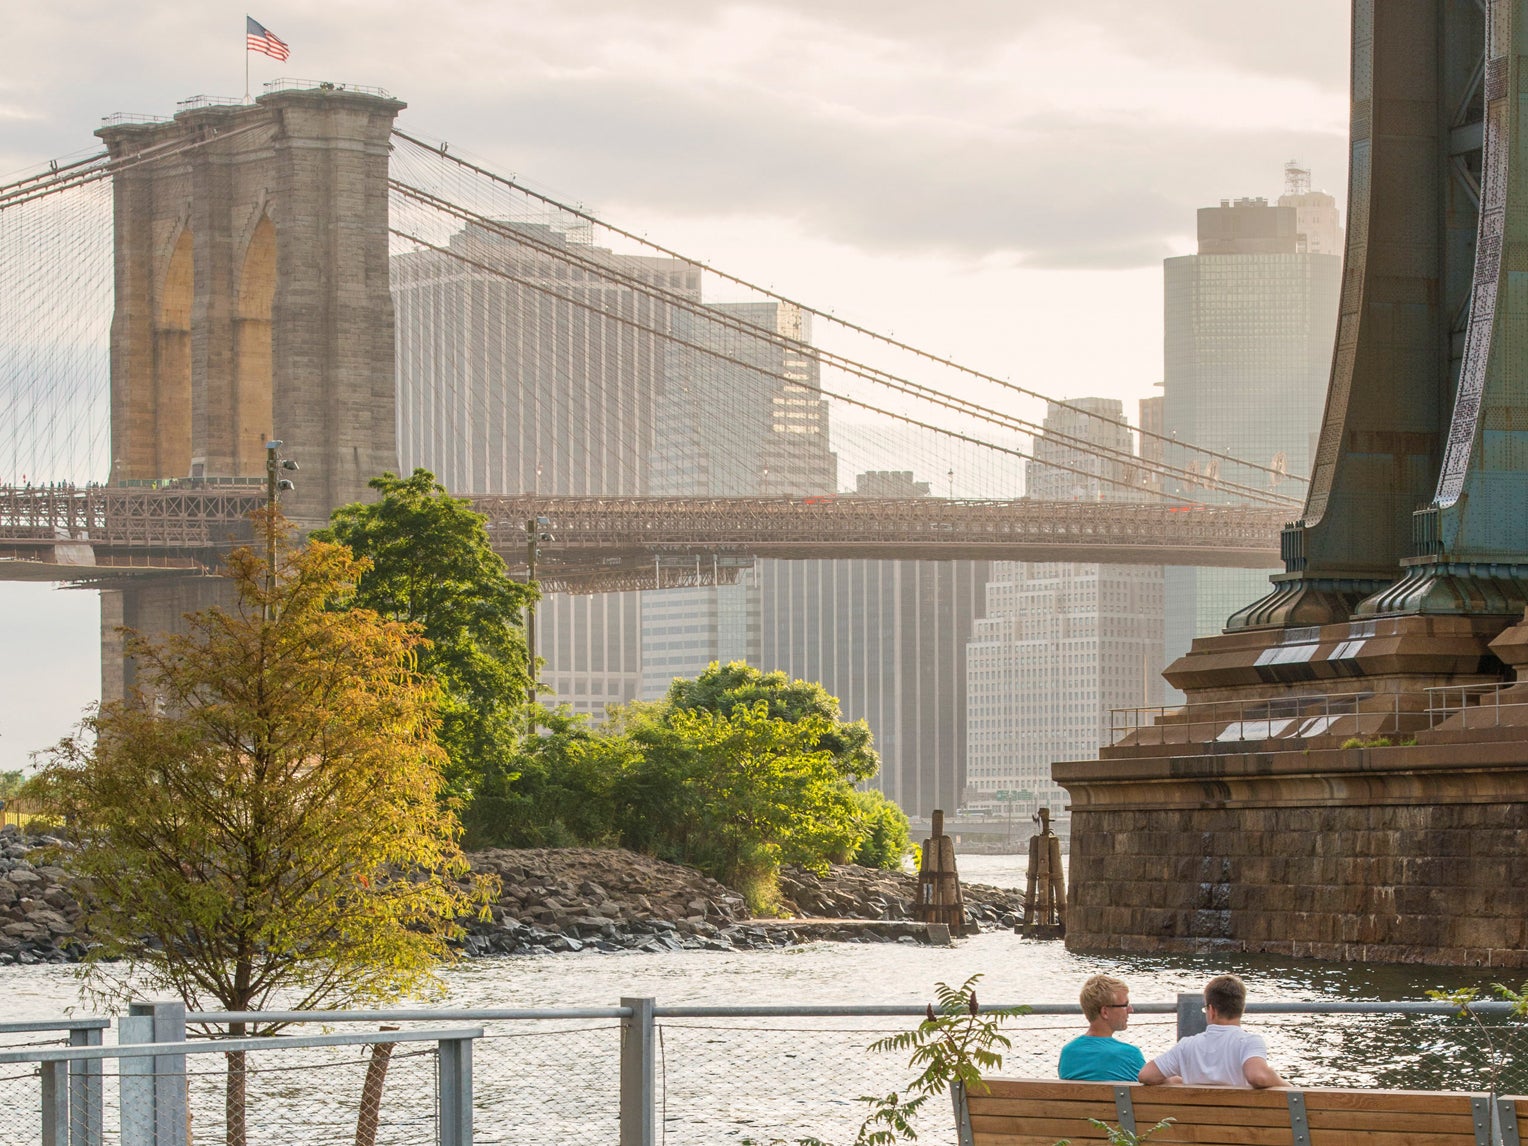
<box><xmin>1427</xmin><ymin>981</ymin><xmax>1528</xmax><ymax>1093</ymax></box>
<box><xmin>1056</xmin><ymin>1116</ymin><xmax>1175</xmax><ymax>1145</ymax></box>
<box><xmin>740</xmin><ymin>975</ymin><xmax>1025</xmax><ymax>1145</ymax></box>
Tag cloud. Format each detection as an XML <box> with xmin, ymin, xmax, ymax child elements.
<box><xmin>5</xmin><ymin>0</ymin><xmax>1352</xmax><ymax>268</ymax></box>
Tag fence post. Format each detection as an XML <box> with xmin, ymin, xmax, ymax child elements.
<box><xmin>128</xmin><ymin>1002</ymin><xmax>187</xmax><ymax>1146</ymax></box>
<box><xmin>438</xmin><ymin>1036</ymin><xmax>474</xmax><ymax>1146</ymax></box>
<box><xmin>1176</xmin><ymin>993</ymin><xmax>1206</xmax><ymax>1040</ymax></box>
<box><xmin>69</xmin><ymin>1025</ymin><xmax>104</xmax><ymax>1146</ymax></box>
<box><xmin>41</xmin><ymin>1060</ymin><xmax>70</xmax><ymax>1146</ymax></box>
<box><xmin>620</xmin><ymin>997</ymin><xmax>656</xmax><ymax>1146</ymax></box>
<box><xmin>118</xmin><ymin>1016</ymin><xmax>154</xmax><ymax>1146</ymax></box>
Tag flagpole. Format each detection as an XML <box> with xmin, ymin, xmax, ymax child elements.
<box><xmin>245</xmin><ymin>26</ymin><xmax>251</xmax><ymax>103</ymax></box>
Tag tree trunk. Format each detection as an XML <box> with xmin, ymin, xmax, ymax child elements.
<box><xmin>354</xmin><ymin>1027</ymin><xmax>400</xmax><ymax>1146</ymax></box>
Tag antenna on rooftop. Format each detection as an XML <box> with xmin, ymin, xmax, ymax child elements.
<box><xmin>1284</xmin><ymin>160</ymin><xmax>1311</xmax><ymax>197</ymax></box>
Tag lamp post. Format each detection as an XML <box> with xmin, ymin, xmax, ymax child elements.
<box><xmin>264</xmin><ymin>440</ymin><xmax>298</xmax><ymax>620</ymax></box>
<box><xmin>524</xmin><ymin>515</ymin><xmax>552</xmax><ymax>709</ymax></box>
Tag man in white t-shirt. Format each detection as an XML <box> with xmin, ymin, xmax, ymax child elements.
<box><xmin>1138</xmin><ymin>974</ymin><xmax>1285</xmax><ymax>1089</ymax></box>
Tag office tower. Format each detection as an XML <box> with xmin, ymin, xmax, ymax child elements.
<box><xmin>1137</xmin><ymin>394</ymin><xmax>1163</xmax><ymax>497</ymax></box>
<box><xmin>1161</xmin><ymin>170</ymin><xmax>1343</xmax><ymax>686</ymax></box>
<box><xmin>758</xmin><ymin>466</ymin><xmax>987</xmax><ymax>820</ymax></box>
<box><xmin>392</xmin><ymin>221</ymin><xmax>700</xmax><ymax>715</ymax></box>
<box><xmin>964</xmin><ymin>399</ymin><xmax>1163</xmax><ymax>826</ymax></box>
<box><xmin>640</xmin><ymin>301</ymin><xmax>835</xmax><ymax>698</ymax></box>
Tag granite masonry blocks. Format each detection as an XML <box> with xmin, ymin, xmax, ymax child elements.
<box><xmin>1067</xmin><ymin>796</ymin><xmax>1528</xmax><ymax>966</ymax></box>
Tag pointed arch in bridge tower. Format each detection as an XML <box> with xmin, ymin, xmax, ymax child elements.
<box><xmin>152</xmin><ymin>226</ymin><xmax>194</xmax><ymax>480</ymax></box>
<box><xmin>94</xmin><ymin>84</ymin><xmax>407</xmax><ymax>703</ymax></box>
<box><xmin>233</xmin><ymin>213</ymin><xmax>276</xmax><ymax>478</ymax></box>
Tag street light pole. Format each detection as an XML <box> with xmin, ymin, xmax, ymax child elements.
<box><xmin>264</xmin><ymin>440</ymin><xmax>298</xmax><ymax>621</ymax></box>
<box><xmin>523</xmin><ymin>514</ymin><xmax>552</xmax><ymax>715</ymax></box>
<box><xmin>525</xmin><ymin>516</ymin><xmax>538</xmax><ymax>709</ymax></box>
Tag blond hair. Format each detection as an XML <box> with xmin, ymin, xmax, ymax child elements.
<box><xmin>1079</xmin><ymin>974</ymin><xmax>1129</xmax><ymax>1021</ymax></box>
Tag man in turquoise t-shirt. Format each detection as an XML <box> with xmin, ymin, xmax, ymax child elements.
<box><xmin>1058</xmin><ymin>974</ymin><xmax>1147</xmax><ymax>1082</ymax></box>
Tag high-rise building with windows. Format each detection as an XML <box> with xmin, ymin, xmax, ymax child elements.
<box><xmin>1161</xmin><ymin>171</ymin><xmax>1343</xmax><ymax>687</ymax></box>
<box><xmin>394</xmin><ymin>228</ymin><xmax>987</xmax><ymax>811</ymax></box>
<box><xmin>758</xmin><ymin>468</ymin><xmax>987</xmax><ymax>819</ymax></box>
<box><xmin>392</xmin><ymin>221</ymin><xmax>701</xmax><ymax>715</ymax></box>
<box><xmin>965</xmin><ymin>399</ymin><xmax>1163</xmax><ymax>825</ymax></box>
<box><xmin>640</xmin><ymin>301</ymin><xmax>835</xmax><ymax>698</ymax></box>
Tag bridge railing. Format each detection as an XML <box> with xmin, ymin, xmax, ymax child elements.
<box><xmin>1426</xmin><ymin>681</ymin><xmax>1528</xmax><ymax>729</ymax></box>
<box><xmin>4</xmin><ymin>998</ymin><xmax>1522</xmax><ymax>1146</ymax></box>
<box><xmin>1110</xmin><ymin>690</ymin><xmax>1412</xmax><ymax>747</ymax></box>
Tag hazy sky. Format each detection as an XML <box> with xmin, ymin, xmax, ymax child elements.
<box><xmin>0</xmin><ymin>1</ymin><xmax>1353</xmax><ymax>770</ymax></box>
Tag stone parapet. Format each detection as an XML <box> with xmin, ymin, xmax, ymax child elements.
<box><xmin>1057</xmin><ymin>740</ymin><xmax>1528</xmax><ymax>967</ymax></box>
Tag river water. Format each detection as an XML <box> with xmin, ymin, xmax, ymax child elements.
<box><xmin>0</xmin><ymin>855</ymin><xmax>1490</xmax><ymax>1017</ymax></box>
<box><xmin>1</xmin><ymin>855</ymin><xmax>1515</xmax><ymax>1145</ymax></box>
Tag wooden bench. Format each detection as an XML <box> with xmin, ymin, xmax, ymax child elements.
<box><xmin>954</xmin><ymin>1077</ymin><xmax>1499</xmax><ymax>1146</ymax></box>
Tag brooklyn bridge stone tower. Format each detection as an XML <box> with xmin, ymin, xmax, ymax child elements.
<box><xmin>1061</xmin><ymin>0</ymin><xmax>1528</xmax><ymax>966</ymax></box>
<box><xmin>97</xmin><ymin>86</ymin><xmax>404</xmax><ymax>694</ymax></box>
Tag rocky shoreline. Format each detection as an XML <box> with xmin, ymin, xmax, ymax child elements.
<box><xmin>0</xmin><ymin>828</ymin><xmax>1028</xmax><ymax>964</ymax></box>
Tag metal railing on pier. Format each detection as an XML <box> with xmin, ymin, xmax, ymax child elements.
<box><xmin>3</xmin><ymin>996</ymin><xmax>1526</xmax><ymax>1146</ymax></box>
<box><xmin>1110</xmin><ymin>690</ymin><xmax>1409</xmax><ymax>746</ymax></box>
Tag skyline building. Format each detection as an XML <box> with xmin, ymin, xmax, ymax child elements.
<box><xmin>392</xmin><ymin>221</ymin><xmax>701</xmax><ymax>715</ymax></box>
<box><xmin>965</xmin><ymin>398</ymin><xmax>1163</xmax><ymax>825</ymax></box>
<box><xmin>755</xmin><ymin>468</ymin><xmax>987</xmax><ymax>819</ymax></box>
<box><xmin>640</xmin><ymin>300</ymin><xmax>835</xmax><ymax>699</ymax></box>
<box><xmin>1161</xmin><ymin>169</ymin><xmax>1343</xmax><ymax>686</ymax></box>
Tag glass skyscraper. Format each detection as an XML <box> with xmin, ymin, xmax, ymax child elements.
<box><xmin>1161</xmin><ymin>176</ymin><xmax>1344</xmax><ymax>686</ymax></box>
<box><xmin>965</xmin><ymin>399</ymin><xmax>1163</xmax><ymax>827</ymax></box>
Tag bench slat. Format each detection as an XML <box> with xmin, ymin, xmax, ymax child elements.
<box><xmin>1304</xmin><ymin>1109</ymin><xmax>1487</xmax><ymax>1133</ymax></box>
<box><xmin>973</xmin><ymin>1111</ymin><xmax>1295</xmax><ymax>1146</ymax></box>
<box><xmin>1300</xmin><ymin>1088</ymin><xmax>1487</xmax><ymax>1114</ymax></box>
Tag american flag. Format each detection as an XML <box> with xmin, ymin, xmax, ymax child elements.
<box><xmin>246</xmin><ymin>16</ymin><xmax>290</xmax><ymax>61</ymax></box>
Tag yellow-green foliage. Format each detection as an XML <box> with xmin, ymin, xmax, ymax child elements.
<box><xmin>35</xmin><ymin>521</ymin><xmax>496</xmax><ymax>1020</ymax></box>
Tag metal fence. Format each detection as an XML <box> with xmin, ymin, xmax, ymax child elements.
<box><xmin>4</xmin><ymin>997</ymin><xmax>1528</xmax><ymax>1146</ymax></box>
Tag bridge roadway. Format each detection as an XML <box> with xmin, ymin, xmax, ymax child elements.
<box><xmin>0</xmin><ymin>485</ymin><xmax>1287</xmax><ymax>591</ymax></box>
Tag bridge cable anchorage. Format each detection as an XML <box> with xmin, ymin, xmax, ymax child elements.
<box><xmin>390</xmin><ymin>127</ymin><xmax>1304</xmax><ymax>490</ymax></box>
<box><xmin>0</xmin><ymin>120</ymin><xmax>272</xmax><ymax>213</ymax></box>
<box><xmin>387</xmin><ymin>193</ymin><xmax>1299</xmax><ymax>510</ymax></box>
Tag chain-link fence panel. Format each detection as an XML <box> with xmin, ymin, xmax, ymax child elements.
<box><xmin>0</xmin><ymin>1064</ymin><xmax>43</xmax><ymax>1146</ymax></box>
<box><xmin>471</xmin><ymin>1021</ymin><xmax>621</xmax><ymax>1146</ymax></box>
<box><xmin>656</xmin><ymin>1019</ymin><xmax>919</xmax><ymax>1146</ymax></box>
<box><xmin>177</xmin><ymin>1042</ymin><xmax>442</xmax><ymax>1146</ymax></box>
<box><xmin>648</xmin><ymin>1010</ymin><xmax>1158</xmax><ymax>1146</ymax></box>
<box><xmin>1256</xmin><ymin>1009</ymin><xmax>1528</xmax><ymax>1095</ymax></box>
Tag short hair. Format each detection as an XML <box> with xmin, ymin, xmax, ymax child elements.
<box><xmin>1080</xmin><ymin>974</ymin><xmax>1129</xmax><ymax>1021</ymax></box>
<box><xmin>1204</xmin><ymin>974</ymin><xmax>1247</xmax><ymax>1019</ymax></box>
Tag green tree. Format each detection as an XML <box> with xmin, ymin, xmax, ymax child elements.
<box><xmin>316</xmin><ymin>469</ymin><xmax>534</xmax><ymax>804</ymax></box>
<box><xmin>619</xmin><ymin>699</ymin><xmax>863</xmax><ymax>908</ymax></box>
<box><xmin>35</xmin><ymin>526</ymin><xmax>494</xmax><ymax>1145</ymax></box>
<box><xmin>849</xmin><ymin>788</ymin><xmax>912</xmax><ymax>870</ymax></box>
<box><xmin>464</xmin><ymin>704</ymin><xmax>630</xmax><ymax>848</ymax></box>
<box><xmin>664</xmin><ymin>662</ymin><xmax>879</xmax><ymax>783</ymax></box>
<box><xmin>0</xmin><ymin>770</ymin><xmax>25</xmax><ymax>798</ymax></box>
